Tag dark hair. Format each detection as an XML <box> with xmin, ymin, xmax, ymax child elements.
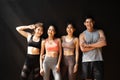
<box><xmin>84</xmin><ymin>15</ymin><xmax>95</xmax><ymax>22</ymax></box>
<box><xmin>48</xmin><ymin>25</ymin><xmax>56</xmax><ymax>32</ymax></box>
<box><xmin>66</xmin><ymin>22</ymin><xmax>76</xmax><ymax>29</ymax></box>
<box><xmin>83</xmin><ymin>15</ymin><xmax>100</xmax><ymax>29</ymax></box>
<box><xmin>47</xmin><ymin>24</ymin><xmax>58</xmax><ymax>38</ymax></box>
<box><xmin>65</xmin><ymin>22</ymin><xmax>77</xmax><ymax>36</ymax></box>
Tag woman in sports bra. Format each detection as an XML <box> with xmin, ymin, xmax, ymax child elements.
<box><xmin>40</xmin><ymin>25</ymin><xmax>62</xmax><ymax>80</ymax></box>
<box><xmin>61</xmin><ymin>23</ymin><xmax>79</xmax><ymax>80</ymax></box>
<box><xmin>16</xmin><ymin>22</ymin><xmax>44</xmax><ymax>80</ymax></box>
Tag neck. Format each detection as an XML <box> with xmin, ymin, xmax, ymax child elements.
<box><xmin>48</xmin><ymin>36</ymin><xmax>54</xmax><ymax>40</ymax></box>
<box><xmin>34</xmin><ymin>33</ymin><xmax>41</xmax><ymax>37</ymax></box>
<box><xmin>33</xmin><ymin>34</ymin><xmax>40</xmax><ymax>38</ymax></box>
<box><xmin>87</xmin><ymin>28</ymin><xmax>94</xmax><ymax>32</ymax></box>
<box><xmin>67</xmin><ymin>34</ymin><xmax>73</xmax><ymax>38</ymax></box>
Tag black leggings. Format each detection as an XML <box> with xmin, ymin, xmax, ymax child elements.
<box><xmin>61</xmin><ymin>55</ymin><xmax>76</xmax><ymax>80</ymax></box>
<box><xmin>21</xmin><ymin>54</ymin><xmax>42</xmax><ymax>80</ymax></box>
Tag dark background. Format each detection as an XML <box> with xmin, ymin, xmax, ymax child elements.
<box><xmin>0</xmin><ymin>0</ymin><xmax>119</xmax><ymax>80</ymax></box>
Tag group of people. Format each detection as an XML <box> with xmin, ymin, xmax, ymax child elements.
<box><xmin>16</xmin><ymin>16</ymin><xmax>107</xmax><ymax>80</ymax></box>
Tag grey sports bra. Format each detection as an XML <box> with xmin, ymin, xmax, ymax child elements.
<box><xmin>62</xmin><ymin>36</ymin><xmax>75</xmax><ymax>51</ymax></box>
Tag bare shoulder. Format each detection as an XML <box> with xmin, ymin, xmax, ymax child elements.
<box><xmin>74</xmin><ymin>37</ymin><xmax>79</xmax><ymax>41</ymax></box>
<box><xmin>61</xmin><ymin>35</ymin><xmax>65</xmax><ymax>40</ymax></box>
<box><xmin>56</xmin><ymin>38</ymin><xmax>61</xmax><ymax>42</ymax></box>
<box><xmin>98</xmin><ymin>29</ymin><xmax>104</xmax><ymax>33</ymax></box>
<box><xmin>27</xmin><ymin>34</ymin><xmax>32</xmax><ymax>40</ymax></box>
<box><xmin>79</xmin><ymin>32</ymin><xmax>84</xmax><ymax>38</ymax></box>
<box><xmin>61</xmin><ymin>35</ymin><xmax>65</xmax><ymax>38</ymax></box>
<box><xmin>41</xmin><ymin>39</ymin><xmax>46</xmax><ymax>44</ymax></box>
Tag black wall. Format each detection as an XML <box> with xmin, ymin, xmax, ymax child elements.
<box><xmin>0</xmin><ymin>0</ymin><xmax>119</xmax><ymax>80</ymax></box>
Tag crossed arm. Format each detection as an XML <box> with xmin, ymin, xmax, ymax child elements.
<box><xmin>79</xmin><ymin>30</ymin><xmax>107</xmax><ymax>52</ymax></box>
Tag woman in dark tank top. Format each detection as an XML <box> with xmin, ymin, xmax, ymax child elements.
<box><xmin>61</xmin><ymin>23</ymin><xmax>79</xmax><ymax>80</ymax></box>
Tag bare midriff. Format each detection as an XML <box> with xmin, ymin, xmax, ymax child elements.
<box><xmin>45</xmin><ymin>51</ymin><xmax>58</xmax><ymax>58</ymax></box>
<box><xmin>63</xmin><ymin>50</ymin><xmax>74</xmax><ymax>56</ymax></box>
<box><xmin>28</xmin><ymin>46</ymin><xmax>40</xmax><ymax>55</ymax></box>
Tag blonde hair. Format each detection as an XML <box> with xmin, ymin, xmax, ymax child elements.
<box><xmin>32</xmin><ymin>22</ymin><xmax>44</xmax><ymax>34</ymax></box>
<box><xmin>34</xmin><ymin>22</ymin><xmax>43</xmax><ymax>29</ymax></box>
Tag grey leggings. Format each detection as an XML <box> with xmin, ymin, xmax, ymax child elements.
<box><xmin>43</xmin><ymin>56</ymin><xmax>61</xmax><ymax>80</ymax></box>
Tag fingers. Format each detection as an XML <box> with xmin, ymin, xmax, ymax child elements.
<box><xmin>73</xmin><ymin>65</ymin><xmax>78</xmax><ymax>73</ymax></box>
<box><xmin>42</xmin><ymin>55</ymin><xmax>45</xmax><ymax>60</ymax></box>
<box><xmin>28</xmin><ymin>24</ymin><xmax>35</xmax><ymax>29</ymax></box>
<box><xmin>56</xmin><ymin>66</ymin><xmax>60</xmax><ymax>72</ymax></box>
<box><xmin>40</xmin><ymin>69</ymin><xmax>44</xmax><ymax>76</ymax></box>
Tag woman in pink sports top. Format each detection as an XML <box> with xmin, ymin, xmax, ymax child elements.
<box><xmin>40</xmin><ymin>25</ymin><xmax>62</xmax><ymax>80</ymax></box>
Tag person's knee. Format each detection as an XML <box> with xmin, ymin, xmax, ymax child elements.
<box><xmin>54</xmin><ymin>75</ymin><xmax>61</xmax><ymax>80</ymax></box>
<box><xmin>21</xmin><ymin>65</ymin><xmax>29</xmax><ymax>80</ymax></box>
<box><xmin>94</xmin><ymin>70</ymin><xmax>103</xmax><ymax>80</ymax></box>
<box><xmin>94</xmin><ymin>75</ymin><xmax>103</xmax><ymax>80</ymax></box>
<box><xmin>34</xmin><ymin>67</ymin><xmax>40</xmax><ymax>78</ymax></box>
<box><xmin>21</xmin><ymin>71</ymin><xmax>27</xmax><ymax>80</ymax></box>
<box><xmin>54</xmin><ymin>72</ymin><xmax>61</xmax><ymax>80</ymax></box>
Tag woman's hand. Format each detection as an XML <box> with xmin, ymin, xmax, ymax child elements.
<box><xmin>56</xmin><ymin>64</ymin><xmax>60</xmax><ymax>72</ymax></box>
<box><xmin>28</xmin><ymin>24</ymin><xmax>35</xmax><ymax>29</ymax></box>
<box><xmin>40</xmin><ymin>68</ymin><xmax>44</xmax><ymax>76</ymax></box>
<box><xmin>73</xmin><ymin>64</ymin><xmax>78</xmax><ymax>73</ymax></box>
<box><xmin>41</xmin><ymin>54</ymin><xmax>45</xmax><ymax>60</ymax></box>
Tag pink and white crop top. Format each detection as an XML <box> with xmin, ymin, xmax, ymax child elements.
<box><xmin>45</xmin><ymin>39</ymin><xmax>59</xmax><ymax>52</ymax></box>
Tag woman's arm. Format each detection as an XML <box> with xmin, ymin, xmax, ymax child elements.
<box><xmin>40</xmin><ymin>40</ymin><xmax>45</xmax><ymax>70</ymax></box>
<box><xmin>56</xmin><ymin>38</ymin><xmax>62</xmax><ymax>71</ymax></box>
<box><xmin>75</xmin><ymin>37</ymin><xmax>79</xmax><ymax>65</ymax></box>
<box><xmin>73</xmin><ymin>37</ymin><xmax>79</xmax><ymax>73</ymax></box>
<box><xmin>40</xmin><ymin>40</ymin><xmax>45</xmax><ymax>76</ymax></box>
<box><xmin>16</xmin><ymin>24</ymin><xmax>35</xmax><ymax>38</ymax></box>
